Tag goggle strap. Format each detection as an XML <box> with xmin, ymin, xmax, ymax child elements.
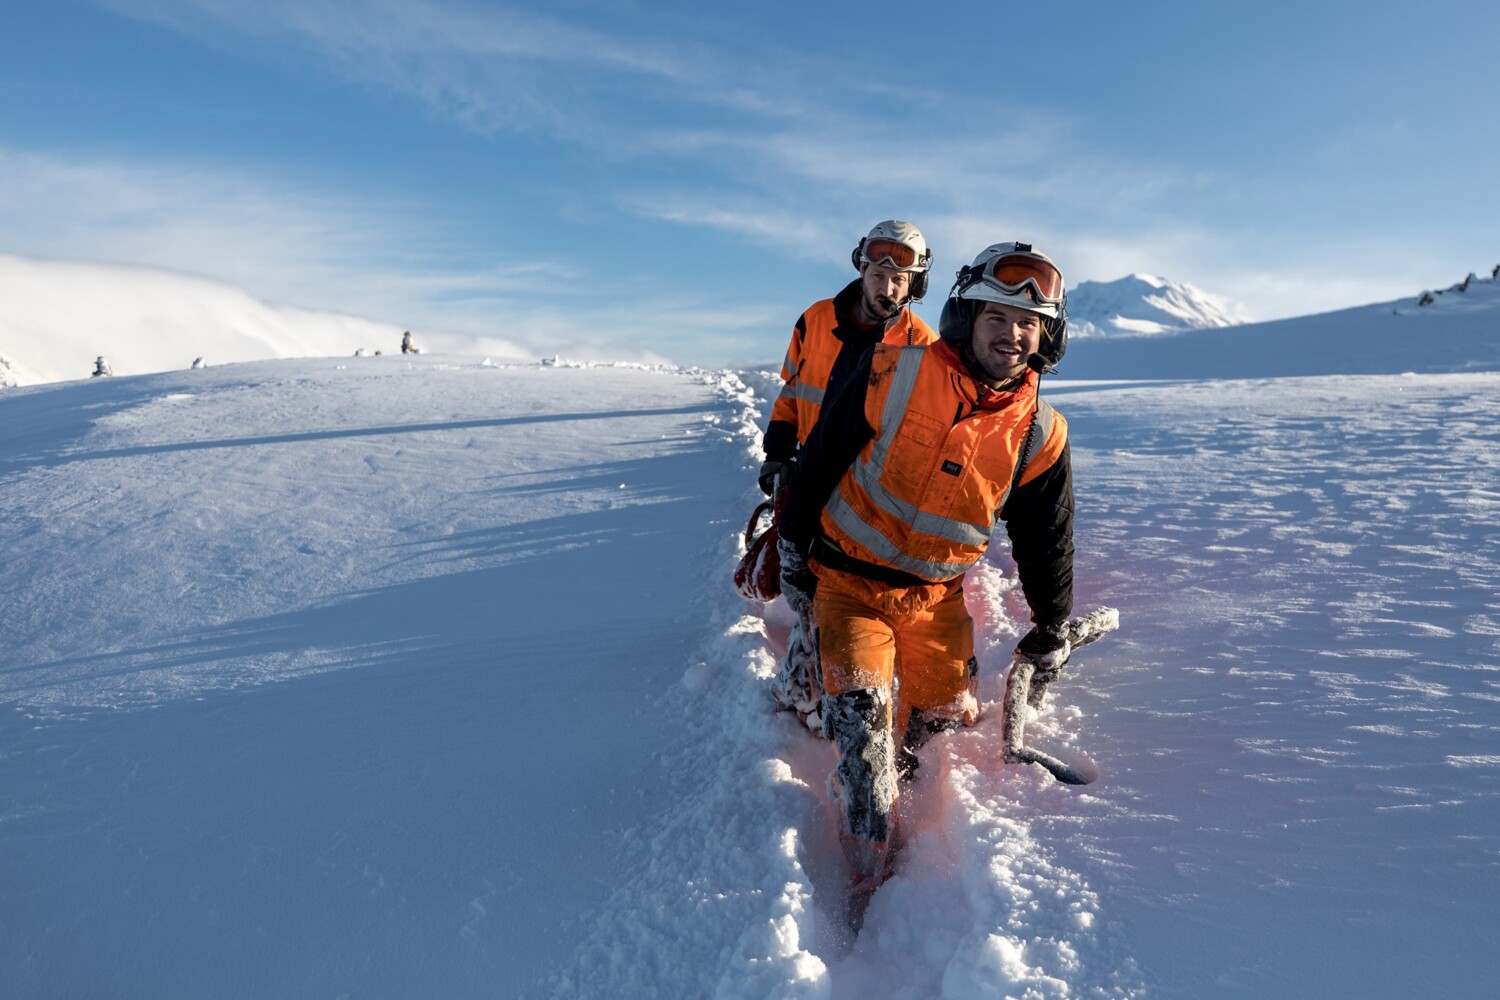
<box><xmin>951</xmin><ymin>264</ymin><xmax>986</xmax><ymax>296</ymax></box>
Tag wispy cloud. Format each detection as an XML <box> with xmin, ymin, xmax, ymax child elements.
<box><xmin>93</xmin><ymin>2</ymin><xmax>1192</xmax><ymax>241</ymax></box>
<box><xmin>0</xmin><ymin>146</ymin><xmax>785</xmax><ymax>364</ymax></box>
<box><xmin>61</xmin><ymin>1</ymin><xmax>1479</xmax><ymax>342</ymax></box>
<box><xmin>99</xmin><ymin>0</ymin><xmax>704</xmax><ymax>138</ymax></box>
<box><xmin>106</xmin><ymin>0</ymin><xmax>686</xmax><ymax>75</ymax></box>
<box><xmin>0</xmin><ymin>147</ymin><xmax>555</xmax><ymax>314</ymax></box>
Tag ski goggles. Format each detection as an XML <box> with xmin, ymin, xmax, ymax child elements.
<box><xmin>860</xmin><ymin>237</ymin><xmax>929</xmax><ymax>272</ymax></box>
<box><xmin>985</xmin><ymin>253</ymin><xmax>1065</xmax><ymax>304</ymax></box>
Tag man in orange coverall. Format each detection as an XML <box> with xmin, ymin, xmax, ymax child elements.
<box><xmin>778</xmin><ymin>241</ymin><xmax>1077</xmax><ymax>898</ymax></box>
<box><xmin>760</xmin><ymin>220</ymin><xmax>938</xmax><ymax>729</ymax></box>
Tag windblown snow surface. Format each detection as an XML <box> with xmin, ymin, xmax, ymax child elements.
<box><xmin>3</xmin><ymin>347</ymin><xmax>1498</xmax><ymax>996</ymax></box>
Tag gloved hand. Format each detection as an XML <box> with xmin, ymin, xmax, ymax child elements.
<box><xmin>757</xmin><ymin>459</ymin><xmax>788</xmax><ymax>496</ymax></box>
<box><xmin>777</xmin><ymin>535</ymin><xmax>817</xmax><ymax>615</ymax></box>
<box><xmin>1014</xmin><ymin>623</ymin><xmax>1072</xmax><ymax>685</ymax></box>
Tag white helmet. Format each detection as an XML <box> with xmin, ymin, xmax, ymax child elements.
<box><xmin>951</xmin><ymin>242</ymin><xmax>1064</xmax><ymax>318</ymax></box>
<box><xmin>852</xmin><ymin>220</ymin><xmax>932</xmax><ymax>300</ymax></box>
<box><xmin>939</xmin><ymin>241</ymin><xmax>1069</xmax><ymax>371</ymax></box>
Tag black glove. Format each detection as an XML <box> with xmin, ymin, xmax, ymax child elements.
<box><xmin>1015</xmin><ymin>623</ymin><xmax>1072</xmax><ymax>685</ymax></box>
<box><xmin>757</xmin><ymin>459</ymin><xmax>788</xmax><ymax>496</ymax></box>
<box><xmin>777</xmin><ymin>536</ymin><xmax>817</xmax><ymax>615</ymax></box>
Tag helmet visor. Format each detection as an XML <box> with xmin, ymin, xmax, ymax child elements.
<box><xmin>861</xmin><ymin>237</ymin><xmax>927</xmax><ymax>272</ymax></box>
<box><xmin>988</xmin><ymin>254</ymin><xmax>1064</xmax><ymax>304</ymax></box>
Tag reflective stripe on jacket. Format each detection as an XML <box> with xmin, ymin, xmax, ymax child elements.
<box><xmin>818</xmin><ymin>342</ymin><xmax>1067</xmax><ymax>583</ymax></box>
<box><xmin>764</xmin><ymin>281</ymin><xmax>936</xmax><ymax>462</ymax></box>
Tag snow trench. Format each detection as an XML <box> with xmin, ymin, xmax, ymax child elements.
<box><xmin>550</xmin><ymin>368</ymin><xmax>1143</xmax><ymax>999</ymax></box>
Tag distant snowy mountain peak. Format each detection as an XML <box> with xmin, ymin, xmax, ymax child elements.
<box><xmin>1066</xmin><ymin>273</ymin><xmax>1237</xmax><ymax>339</ymax></box>
<box><xmin>1060</xmin><ymin>260</ymin><xmax>1500</xmax><ymax>379</ymax></box>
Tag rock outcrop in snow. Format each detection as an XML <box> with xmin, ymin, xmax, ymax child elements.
<box><xmin>1414</xmin><ymin>264</ymin><xmax>1500</xmax><ymax>312</ymax></box>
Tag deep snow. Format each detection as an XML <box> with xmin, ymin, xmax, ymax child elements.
<box><xmin>3</xmin><ymin>341</ymin><xmax>1499</xmax><ymax>996</ymax></box>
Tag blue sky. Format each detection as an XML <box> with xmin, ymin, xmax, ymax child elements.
<box><xmin>3</xmin><ymin>0</ymin><xmax>1496</xmax><ymax>367</ymax></box>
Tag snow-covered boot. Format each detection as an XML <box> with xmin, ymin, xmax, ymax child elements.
<box><xmin>824</xmin><ymin>686</ymin><xmax>898</xmax><ymax>881</ymax></box>
<box><xmin>769</xmin><ymin>612</ymin><xmax>824</xmax><ymax>733</ymax></box>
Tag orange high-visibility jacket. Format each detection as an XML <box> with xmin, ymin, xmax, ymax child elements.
<box><xmin>817</xmin><ymin>342</ymin><xmax>1068</xmax><ymax>584</ymax></box>
<box><xmin>762</xmin><ymin>280</ymin><xmax>936</xmax><ymax>464</ymax></box>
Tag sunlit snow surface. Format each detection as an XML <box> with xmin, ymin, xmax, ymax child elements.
<box><xmin>2</xmin><ymin>357</ymin><xmax>1497</xmax><ymax>998</ymax></box>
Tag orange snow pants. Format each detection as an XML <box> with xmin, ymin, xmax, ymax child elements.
<box><xmin>814</xmin><ymin>569</ymin><xmax>981</xmax><ymax>742</ymax></box>
<box><xmin>813</xmin><ymin>567</ymin><xmax>980</xmax><ymax>890</ymax></box>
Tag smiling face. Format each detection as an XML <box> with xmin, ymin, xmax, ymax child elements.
<box><xmin>969</xmin><ymin>301</ymin><xmax>1043</xmax><ymax>385</ymax></box>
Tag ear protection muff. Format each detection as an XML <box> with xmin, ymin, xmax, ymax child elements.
<box><xmin>908</xmin><ymin>267</ymin><xmax>929</xmax><ymax>303</ymax></box>
<box><xmin>938</xmin><ymin>295</ymin><xmax>974</xmax><ymax>344</ymax></box>
<box><xmin>1033</xmin><ymin>306</ymin><xmax>1068</xmax><ymax>373</ymax></box>
<box><xmin>938</xmin><ymin>265</ymin><xmax>985</xmax><ymax>343</ymax></box>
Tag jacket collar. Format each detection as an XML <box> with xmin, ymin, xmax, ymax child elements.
<box><xmin>832</xmin><ymin>279</ymin><xmax>905</xmax><ymax>341</ymax></box>
<box><xmin>932</xmin><ymin>340</ymin><xmax>1038</xmax><ymax>411</ymax></box>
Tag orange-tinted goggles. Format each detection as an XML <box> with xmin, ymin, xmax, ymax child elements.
<box><xmin>989</xmin><ymin>255</ymin><xmax>1064</xmax><ymax>302</ymax></box>
<box><xmin>861</xmin><ymin>237</ymin><xmax>924</xmax><ymax>271</ymax></box>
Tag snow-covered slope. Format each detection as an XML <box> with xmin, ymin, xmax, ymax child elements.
<box><xmin>1066</xmin><ymin>273</ymin><xmax>1237</xmax><ymax>339</ymax></box>
<box><xmin>1</xmin><ymin>357</ymin><xmax>785</xmax><ymax>997</ymax></box>
<box><xmin>0</xmin><ymin>253</ymin><xmax>534</xmax><ymax>385</ymax></box>
<box><xmin>3</xmin><ymin>350</ymin><xmax>1498</xmax><ymax>998</ymax></box>
<box><xmin>1061</xmin><ymin>266</ymin><xmax>1500</xmax><ymax>379</ymax></box>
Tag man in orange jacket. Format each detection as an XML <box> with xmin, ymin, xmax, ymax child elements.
<box><xmin>762</xmin><ymin>221</ymin><xmax>938</xmax><ymax>728</ymax></box>
<box><xmin>779</xmin><ymin>241</ymin><xmax>1076</xmax><ymax>897</ymax></box>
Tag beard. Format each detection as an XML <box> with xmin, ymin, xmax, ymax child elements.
<box><xmin>859</xmin><ymin>292</ymin><xmax>901</xmax><ymax>324</ymax></box>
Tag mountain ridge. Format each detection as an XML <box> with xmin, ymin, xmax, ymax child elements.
<box><xmin>5</xmin><ymin>251</ymin><xmax>1497</xmax><ymax>386</ymax></box>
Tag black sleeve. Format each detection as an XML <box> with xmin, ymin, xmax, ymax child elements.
<box><xmin>1000</xmin><ymin>442</ymin><xmax>1075</xmax><ymax>628</ymax></box>
<box><xmin>779</xmin><ymin>348</ymin><xmax>876</xmax><ymax>551</ymax></box>
<box><xmin>762</xmin><ymin>419</ymin><xmax>799</xmax><ymax>464</ymax></box>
